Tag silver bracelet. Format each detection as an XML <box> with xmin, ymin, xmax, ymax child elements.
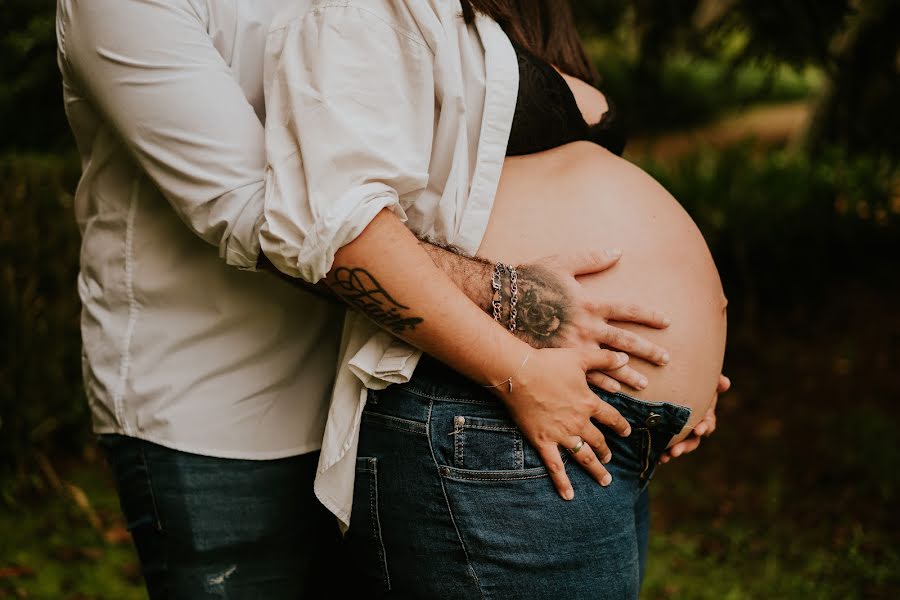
<box><xmin>508</xmin><ymin>265</ymin><xmax>518</xmax><ymax>333</ymax></box>
<box><xmin>483</xmin><ymin>350</ymin><xmax>532</xmax><ymax>394</ymax></box>
<box><xmin>491</xmin><ymin>263</ymin><xmax>504</xmax><ymax>323</ymax></box>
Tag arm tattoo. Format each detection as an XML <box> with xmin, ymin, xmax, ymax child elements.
<box><xmin>419</xmin><ymin>239</ymin><xmax>571</xmax><ymax>349</ymax></box>
<box><xmin>503</xmin><ymin>263</ymin><xmax>570</xmax><ymax>348</ymax></box>
<box><xmin>328</xmin><ymin>267</ymin><xmax>424</xmax><ymax>335</ymax></box>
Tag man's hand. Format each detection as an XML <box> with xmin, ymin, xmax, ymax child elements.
<box><xmin>516</xmin><ymin>251</ymin><xmax>672</xmax><ymax>393</ymax></box>
<box><xmin>659</xmin><ymin>374</ymin><xmax>730</xmax><ymax>464</ymax></box>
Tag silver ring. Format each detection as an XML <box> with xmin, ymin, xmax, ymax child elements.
<box><xmin>568</xmin><ymin>439</ymin><xmax>585</xmax><ymax>455</ymax></box>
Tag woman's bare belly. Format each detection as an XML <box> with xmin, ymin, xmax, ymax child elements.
<box><xmin>477</xmin><ymin>142</ymin><xmax>728</xmax><ymax>444</ymax></box>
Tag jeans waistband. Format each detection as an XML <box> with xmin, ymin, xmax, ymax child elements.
<box><xmin>407</xmin><ymin>355</ymin><xmax>691</xmax><ymax>438</ymax></box>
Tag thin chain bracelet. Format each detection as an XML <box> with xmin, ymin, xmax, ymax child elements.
<box><xmin>508</xmin><ymin>265</ymin><xmax>519</xmax><ymax>333</ymax></box>
<box><xmin>483</xmin><ymin>350</ymin><xmax>532</xmax><ymax>394</ymax></box>
<box><xmin>491</xmin><ymin>263</ymin><xmax>505</xmax><ymax>323</ymax></box>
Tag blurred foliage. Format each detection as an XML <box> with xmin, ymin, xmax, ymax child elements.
<box><xmin>0</xmin><ymin>153</ymin><xmax>88</xmax><ymax>494</ymax></box>
<box><xmin>573</xmin><ymin>0</ymin><xmax>900</xmax><ymax>157</ymax></box>
<box><xmin>1</xmin><ymin>0</ymin><xmax>897</xmax><ymax>157</ymax></box>
<box><xmin>642</xmin><ymin>145</ymin><xmax>899</xmax><ymax>327</ymax></box>
<box><xmin>0</xmin><ymin>0</ymin><xmax>70</xmax><ymax>152</ymax></box>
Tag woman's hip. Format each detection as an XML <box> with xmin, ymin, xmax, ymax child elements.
<box><xmin>347</xmin><ymin>357</ymin><xmax>690</xmax><ymax>597</ymax></box>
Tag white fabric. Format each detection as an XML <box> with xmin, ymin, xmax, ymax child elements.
<box><xmin>56</xmin><ymin>0</ymin><xmax>346</xmax><ymax>458</ymax></box>
<box><xmin>262</xmin><ymin>0</ymin><xmax>518</xmax><ymax>525</ymax></box>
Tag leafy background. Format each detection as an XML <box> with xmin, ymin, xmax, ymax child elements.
<box><xmin>1</xmin><ymin>0</ymin><xmax>898</xmax><ymax>598</ymax></box>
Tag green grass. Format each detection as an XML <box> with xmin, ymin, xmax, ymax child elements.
<box><xmin>0</xmin><ymin>463</ymin><xmax>144</xmax><ymax>599</ymax></box>
<box><xmin>641</xmin><ymin>288</ymin><xmax>900</xmax><ymax>600</ymax></box>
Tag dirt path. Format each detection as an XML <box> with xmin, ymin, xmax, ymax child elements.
<box><xmin>626</xmin><ymin>101</ymin><xmax>812</xmax><ymax>162</ymax></box>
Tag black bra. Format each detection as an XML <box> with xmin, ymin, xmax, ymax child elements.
<box><xmin>505</xmin><ymin>40</ymin><xmax>627</xmax><ymax>157</ymax></box>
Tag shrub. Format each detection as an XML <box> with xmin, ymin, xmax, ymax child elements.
<box><xmin>639</xmin><ymin>145</ymin><xmax>899</xmax><ymax>323</ymax></box>
<box><xmin>0</xmin><ymin>153</ymin><xmax>86</xmax><ymax>495</ymax></box>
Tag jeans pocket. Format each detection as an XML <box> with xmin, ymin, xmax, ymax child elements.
<box><xmin>348</xmin><ymin>457</ymin><xmax>390</xmax><ymax>591</ymax></box>
<box><xmin>452</xmin><ymin>416</ymin><xmax>524</xmax><ymax>471</ymax></box>
<box><xmin>441</xmin><ymin>415</ymin><xmax>557</xmax><ymax>481</ymax></box>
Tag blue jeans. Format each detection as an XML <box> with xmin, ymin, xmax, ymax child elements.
<box><xmin>345</xmin><ymin>358</ymin><xmax>691</xmax><ymax>599</ymax></box>
<box><xmin>99</xmin><ymin>435</ymin><xmax>342</xmax><ymax>599</ymax></box>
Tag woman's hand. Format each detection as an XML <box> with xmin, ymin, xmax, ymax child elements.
<box><xmin>517</xmin><ymin>250</ymin><xmax>671</xmax><ymax>392</ymax></box>
<box><xmin>496</xmin><ymin>346</ymin><xmax>633</xmax><ymax>500</ymax></box>
<box><xmin>659</xmin><ymin>374</ymin><xmax>730</xmax><ymax>464</ymax></box>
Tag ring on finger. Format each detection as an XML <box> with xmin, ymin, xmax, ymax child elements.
<box><xmin>567</xmin><ymin>438</ymin><xmax>586</xmax><ymax>455</ymax></box>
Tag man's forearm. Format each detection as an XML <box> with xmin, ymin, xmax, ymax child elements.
<box><xmin>259</xmin><ymin>237</ymin><xmax>572</xmax><ymax>349</ymax></box>
<box><xmin>419</xmin><ymin>241</ymin><xmax>570</xmax><ymax>348</ymax></box>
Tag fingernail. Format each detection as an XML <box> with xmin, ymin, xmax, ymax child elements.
<box><xmin>623</xmin><ymin>426</ymin><xmax>632</xmax><ymax>437</ymax></box>
<box><xmin>638</xmin><ymin>376</ymin><xmax>648</xmax><ymax>389</ymax></box>
<box><xmin>601</xmin><ymin>473</ymin><xmax>613</xmax><ymax>486</ymax></box>
<box><xmin>662</xmin><ymin>317</ymin><xmax>672</xmax><ymax>327</ymax></box>
<box><xmin>607</xmin><ymin>248</ymin><xmax>622</xmax><ymax>258</ymax></box>
<box><xmin>564</xmin><ymin>488</ymin><xmax>574</xmax><ymax>501</ymax></box>
<box><xmin>617</xmin><ymin>352</ymin><xmax>628</xmax><ymax>363</ymax></box>
<box><xmin>610</xmin><ymin>381</ymin><xmax>621</xmax><ymax>392</ymax></box>
<box><xmin>661</xmin><ymin>352</ymin><xmax>671</xmax><ymax>364</ymax></box>
<box><xmin>603</xmin><ymin>453</ymin><xmax>612</xmax><ymax>464</ymax></box>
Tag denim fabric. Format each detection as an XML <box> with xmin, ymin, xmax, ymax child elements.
<box><xmin>345</xmin><ymin>360</ymin><xmax>690</xmax><ymax>599</ymax></box>
<box><xmin>99</xmin><ymin>435</ymin><xmax>342</xmax><ymax>599</ymax></box>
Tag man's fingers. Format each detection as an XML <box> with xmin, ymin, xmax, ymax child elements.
<box><xmin>596</xmin><ymin>325</ymin><xmax>670</xmax><ymax>366</ymax></box>
<box><xmin>603</xmin><ymin>301</ymin><xmax>671</xmax><ymax>329</ymax></box>
<box><xmin>586</xmin><ymin>371</ymin><xmax>621</xmax><ymax>393</ymax></box>
<box><xmin>592</xmin><ymin>365</ymin><xmax>648</xmax><ymax>391</ymax></box>
<box><xmin>539</xmin><ymin>445</ymin><xmax>574</xmax><ymax>500</ymax></box>
<box><xmin>559</xmin><ymin>249</ymin><xmax>622</xmax><ymax>276</ymax></box>
<box><xmin>581</xmin><ymin>348</ymin><xmax>628</xmax><ymax>373</ymax></box>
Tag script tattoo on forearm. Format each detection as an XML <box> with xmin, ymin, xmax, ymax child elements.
<box><xmin>329</xmin><ymin>267</ymin><xmax>424</xmax><ymax>335</ymax></box>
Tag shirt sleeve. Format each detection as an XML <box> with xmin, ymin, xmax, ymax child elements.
<box><xmin>57</xmin><ymin>0</ymin><xmax>267</xmax><ymax>269</ymax></box>
<box><xmin>260</xmin><ymin>4</ymin><xmax>436</xmax><ymax>283</ymax></box>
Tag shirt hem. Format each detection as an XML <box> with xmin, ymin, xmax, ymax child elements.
<box><xmin>92</xmin><ymin>426</ymin><xmax>324</xmax><ymax>460</ymax></box>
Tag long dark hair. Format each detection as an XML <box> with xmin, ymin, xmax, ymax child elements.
<box><xmin>460</xmin><ymin>0</ymin><xmax>599</xmax><ymax>85</ymax></box>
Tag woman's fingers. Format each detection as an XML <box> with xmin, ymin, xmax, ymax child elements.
<box><xmin>557</xmin><ymin>248</ymin><xmax>622</xmax><ymax>277</ymax></box>
<box><xmin>717</xmin><ymin>374</ymin><xmax>731</xmax><ymax>393</ymax></box>
<box><xmin>580</xmin><ymin>348</ymin><xmax>628</xmax><ymax>372</ymax></box>
<box><xmin>538</xmin><ymin>444</ymin><xmax>574</xmax><ymax>500</ymax></box>
<box><xmin>601</xmin><ymin>301</ymin><xmax>671</xmax><ymax>329</ymax></box>
<box><xmin>666</xmin><ymin>436</ymin><xmax>701</xmax><ymax>458</ymax></box>
<box><xmin>595</xmin><ymin>324</ymin><xmax>670</xmax><ymax>366</ymax></box>
<box><xmin>588</xmin><ymin>395</ymin><xmax>631</xmax><ymax>437</ymax></box>
<box><xmin>564</xmin><ymin>433</ymin><xmax>613</xmax><ymax>487</ymax></box>
<box><xmin>579</xmin><ymin>426</ymin><xmax>613</xmax><ymax>466</ymax></box>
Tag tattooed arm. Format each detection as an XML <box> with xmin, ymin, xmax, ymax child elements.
<box><xmin>260</xmin><ymin>237</ymin><xmax>671</xmax><ymax>389</ymax></box>
<box><xmin>313</xmin><ymin>209</ymin><xmax>636</xmax><ymax>499</ymax></box>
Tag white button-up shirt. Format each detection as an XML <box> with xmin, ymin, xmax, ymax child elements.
<box><xmin>261</xmin><ymin>0</ymin><xmax>518</xmax><ymax>525</ymax></box>
<box><xmin>56</xmin><ymin>0</ymin><xmax>345</xmax><ymax>458</ymax></box>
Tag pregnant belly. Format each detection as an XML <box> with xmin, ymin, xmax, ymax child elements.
<box><xmin>476</xmin><ymin>142</ymin><xmax>727</xmax><ymax>442</ymax></box>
